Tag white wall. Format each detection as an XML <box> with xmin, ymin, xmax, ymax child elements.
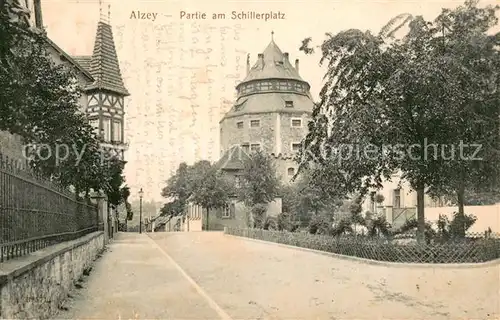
<box><xmin>361</xmin><ymin>173</ymin><xmax>451</xmax><ymax>213</ymax></box>
<box><xmin>425</xmin><ymin>204</ymin><xmax>500</xmax><ymax>233</ymax></box>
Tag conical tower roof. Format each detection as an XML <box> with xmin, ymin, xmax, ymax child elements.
<box><xmin>86</xmin><ymin>21</ymin><xmax>129</xmax><ymax>96</ymax></box>
<box><xmin>240</xmin><ymin>38</ymin><xmax>305</xmax><ymax>84</ymax></box>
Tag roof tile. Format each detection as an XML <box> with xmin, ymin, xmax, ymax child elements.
<box><xmin>86</xmin><ymin>21</ymin><xmax>129</xmax><ymax>96</ymax></box>
<box><xmin>241</xmin><ymin>40</ymin><xmax>304</xmax><ymax>83</ymax></box>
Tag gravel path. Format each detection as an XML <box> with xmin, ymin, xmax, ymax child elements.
<box><xmin>55</xmin><ymin>233</ymin><xmax>219</xmax><ymax>320</ymax></box>
<box><xmin>150</xmin><ymin>232</ymin><xmax>500</xmax><ymax>320</ymax></box>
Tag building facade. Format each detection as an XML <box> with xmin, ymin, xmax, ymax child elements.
<box><xmin>73</xmin><ymin>20</ymin><xmax>130</xmax><ymax>162</ymax></box>
<box><xmin>179</xmin><ymin>35</ymin><xmax>311</xmax><ymax>231</ymax></box>
<box><xmin>219</xmin><ymin>34</ymin><xmax>315</xmax><ymax>183</ymax></box>
<box><xmin>5</xmin><ymin>0</ymin><xmax>129</xmax><ymax>235</ymax></box>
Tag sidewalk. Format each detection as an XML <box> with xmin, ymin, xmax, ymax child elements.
<box><xmin>56</xmin><ymin>232</ymin><xmax>221</xmax><ymax>320</ymax></box>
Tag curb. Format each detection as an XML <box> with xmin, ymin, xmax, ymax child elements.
<box><xmin>224</xmin><ymin>233</ymin><xmax>500</xmax><ymax>269</ymax></box>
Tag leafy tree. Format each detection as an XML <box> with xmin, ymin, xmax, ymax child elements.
<box><xmin>298</xmin><ymin>0</ymin><xmax>499</xmax><ymax>244</ymax></box>
<box><xmin>238</xmin><ymin>151</ymin><xmax>280</xmax><ymax>227</ymax></box>
<box><xmin>1</xmin><ymin>0</ymin><xmax>114</xmax><ymax>196</ymax></box>
<box><xmin>238</xmin><ymin>151</ymin><xmax>280</xmax><ymax>206</ymax></box>
<box><xmin>281</xmin><ymin>167</ymin><xmax>343</xmax><ymax>227</ymax></box>
<box><xmin>161</xmin><ymin>162</ymin><xmax>194</xmax><ymax>205</ymax></box>
<box><xmin>160</xmin><ymin>199</ymin><xmax>185</xmax><ymax>217</ymax></box>
<box><xmin>189</xmin><ymin>163</ymin><xmax>234</xmax><ymax>230</ymax></box>
<box><xmin>103</xmin><ymin>158</ymin><xmax>126</xmax><ymax>207</ymax></box>
<box><xmin>426</xmin><ymin>1</ymin><xmax>500</xmax><ymax>236</ymax></box>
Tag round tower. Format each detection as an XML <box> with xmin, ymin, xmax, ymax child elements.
<box><xmin>219</xmin><ymin>33</ymin><xmax>314</xmax><ymax>183</ymax></box>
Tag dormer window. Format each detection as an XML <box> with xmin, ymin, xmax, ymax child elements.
<box><xmin>250</xmin><ymin>119</ymin><xmax>260</xmax><ymax>127</ymax></box>
<box><xmin>285</xmin><ymin>101</ymin><xmax>294</xmax><ymax>108</ymax></box>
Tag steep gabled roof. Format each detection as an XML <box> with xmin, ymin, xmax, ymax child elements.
<box><xmin>240</xmin><ymin>40</ymin><xmax>305</xmax><ymax>84</ymax></box>
<box><xmin>85</xmin><ymin>21</ymin><xmax>129</xmax><ymax>96</ymax></box>
<box><xmin>73</xmin><ymin>56</ymin><xmax>92</xmax><ymax>71</ymax></box>
<box><xmin>216</xmin><ymin>145</ymin><xmax>251</xmax><ymax>171</ymax></box>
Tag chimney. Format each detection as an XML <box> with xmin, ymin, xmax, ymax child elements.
<box><xmin>283</xmin><ymin>52</ymin><xmax>289</xmax><ymax>61</ymax></box>
<box><xmin>295</xmin><ymin>59</ymin><xmax>299</xmax><ymax>72</ymax></box>
<box><xmin>246</xmin><ymin>54</ymin><xmax>250</xmax><ymax>75</ymax></box>
<box><xmin>34</xmin><ymin>0</ymin><xmax>43</xmax><ymax>29</ymax></box>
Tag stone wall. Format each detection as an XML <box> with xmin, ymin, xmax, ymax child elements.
<box><xmin>0</xmin><ymin>232</ymin><xmax>105</xmax><ymax>319</ymax></box>
<box><xmin>220</xmin><ymin>112</ymin><xmax>276</xmax><ymax>155</ymax></box>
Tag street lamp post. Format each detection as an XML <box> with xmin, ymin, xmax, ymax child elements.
<box><xmin>139</xmin><ymin>188</ymin><xmax>144</xmax><ymax>234</ymax></box>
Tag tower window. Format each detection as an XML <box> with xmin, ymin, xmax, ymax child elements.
<box><xmin>285</xmin><ymin>101</ymin><xmax>294</xmax><ymax>108</ymax></box>
<box><xmin>291</xmin><ymin>118</ymin><xmax>302</xmax><ymax>127</ymax></box>
<box><xmin>287</xmin><ymin>167</ymin><xmax>295</xmax><ymax>176</ymax></box>
<box><xmin>291</xmin><ymin>143</ymin><xmax>301</xmax><ymax>152</ymax></box>
<box><xmin>250</xmin><ymin>119</ymin><xmax>260</xmax><ymax>127</ymax></box>
<box><xmin>236</xmin><ymin>121</ymin><xmax>243</xmax><ymax>129</ymax></box>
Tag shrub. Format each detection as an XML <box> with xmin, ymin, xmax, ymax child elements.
<box><xmin>308</xmin><ymin>214</ymin><xmax>331</xmax><ymax>235</ymax></box>
<box><xmin>263</xmin><ymin>216</ymin><xmax>278</xmax><ymax>230</ymax></box>
<box><xmin>251</xmin><ymin>203</ymin><xmax>267</xmax><ymax>228</ymax></box>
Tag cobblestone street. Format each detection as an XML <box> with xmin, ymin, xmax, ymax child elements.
<box><xmin>57</xmin><ymin>232</ymin><xmax>499</xmax><ymax>320</ymax></box>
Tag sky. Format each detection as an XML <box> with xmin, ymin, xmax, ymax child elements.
<box><xmin>40</xmin><ymin>0</ymin><xmax>498</xmax><ymax>203</ymax></box>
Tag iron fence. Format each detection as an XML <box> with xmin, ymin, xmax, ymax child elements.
<box><xmin>0</xmin><ymin>153</ymin><xmax>101</xmax><ymax>262</ymax></box>
<box><xmin>225</xmin><ymin>227</ymin><xmax>500</xmax><ymax>264</ymax></box>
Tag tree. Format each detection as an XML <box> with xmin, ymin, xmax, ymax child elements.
<box><xmin>238</xmin><ymin>151</ymin><xmax>280</xmax><ymax>227</ymax></box>
<box><xmin>426</xmin><ymin>1</ymin><xmax>500</xmax><ymax>235</ymax></box>
<box><xmin>161</xmin><ymin>160</ymin><xmax>235</xmax><ymax>230</ymax></box>
<box><xmin>298</xmin><ymin>0</ymin><xmax>499</xmax><ymax>244</ymax></box>
<box><xmin>1</xmin><ymin>0</ymin><xmax>114</xmax><ymax>195</ymax></box>
<box><xmin>283</xmin><ymin>167</ymin><xmax>343</xmax><ymax>228</ymax></box>
<box><xmin>160</xmin><ymin>199</ymin><xmax>185</xmax><ymax>217</ymax></box>
<box><xmin>238</xmin><ymin>151</ymin><xmax>280</xmax><ymax>207</ymax></box>
<box><xmin>189</xmin><ymin>163</ymin><xmax>234</xmax><ymax>230</ymax></box>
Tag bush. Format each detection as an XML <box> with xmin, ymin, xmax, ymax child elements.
<box><xmin>263</xmin><ymin>216</ymin><xmax>278</xmax><ymax>230</ymax></box>
<box><xmin>251</xmin><ymin>203</ymin><xmax>267</xmax><ymax>228</ymax></box>
<box><xmin>276</xmin><ymin>212</ymin><xmax>292</xmax><ymax>231</ymax></box>
<box><xmin>308</xmin><ymin>214</ymin><xmax>331</xmax><ymax>235</ymax></box>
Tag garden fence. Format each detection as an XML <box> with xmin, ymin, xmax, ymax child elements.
<box><xmin>0</xmin><ymin>152</ymin><xmax>101</xmax><ymax>262</ymax></box>
<box><xmin>225</xmin><ymin>227</ymin><xmax>500</xmax><ymax>264</ymax></box>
